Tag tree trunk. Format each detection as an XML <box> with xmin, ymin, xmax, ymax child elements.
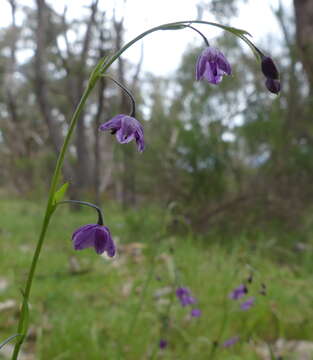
<box><xmin>34</xmin><ymin>0</ymin><xmax>72</xmax><ymax>182</ymax></box>
<box><xmin>294</xmin><ymin>0</ymin><xmax>313</xmax><ymax>90</ymax></box>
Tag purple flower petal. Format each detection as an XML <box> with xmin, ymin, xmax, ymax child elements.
<box><xmin>261</xmin><ymin>56</ymin><xmax>279</xmax><ymax>79</ymax></box>
<box><xmin>191</xmin><ymin>308</ymin><xmax>201</xmax><ymax>317</ymax></box>
<box><xmin>196</xmin><ymin>47</ymin><xmax>231</xmax><ymax>84</ymax></box>
<box><xmin>223</xmin><ymin>336</ymin><xmax>239</xmax><ymax>348</ymax></box>
<box><xmin>99</xmin><ymin>114</ymin><xmax>145</xmax><ymax>152</ymax></box>
<box><xmin>72</xmin><ymin>224</ymin><xmax>115</xmax><ymax>257</ymax></box>
<box><xmin>265</xmin><ymin>78</ymin><xmax>281</xmax><ymax>94</ymax></box>
<box><xmin>176</xmin><ymin>287</ymin><xmax>197</xmax><ymax>307</ymax></box>
<box><xmin>229</xmin><ymin>284</ymin><xmax>248</xmax><ymax>300</ymax></box>
<box><xmin>72</xmin><ymin>224</ymin><xmax>98</xmax><ymax>250</ymax></box>
<box><xmin>159</xmin><ymin>339</ymin><xmax>167</xmax><ymax>349</ymax></box>
<box><xmin>240</xmin><ymin>296</ymin><xmax>255</xmax><ymax>311</ymax></box>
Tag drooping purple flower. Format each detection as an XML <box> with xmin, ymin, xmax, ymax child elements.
<box><xmin>196</xmin><ymin>47</ymin><xmax>231</xmax><ymax>84</ymax></box>
<box><xmin>229</xmin><ymin>284</ymin><xmax>248</xmax><ymax>300</ymax></box>
<box><xmin>261</xmin><ymin>56</ymin><xmax>279</xmax><ymax>80</ymax></box>
<box><xmin>159</xmin><ymin>339</ymin><xmax>168</xmax><ymax>349</ymax></box>
<box><xmin>190</xmin><ymin>308</ymin><xmax>201</xmax><ymax>317</ymax></box>
<box><xmin>72</xmin><ymin>224</ymin><xmax>116</xmax><ymax>256</ymax></box>
<box><xmin>176</xmin><ymin>287</ymin><xmax>197</xmax><ymax>307</ymax></box>
<box><xmin>261</xmin><ymin>55</ymin><xmax>280</xmax><ymax>94</ymax></box>
<box><xmin>99</xmin><ymin>114</ymin><xmax>144</xmax><ymax>152</ymax></box>
<box><xmin>240</xmin><ymin>296</ymin><xmax>255</xmax><ymax>311</ymax></box>
<box><xmin>222</xmin><ymin>336</ymin><xmax>240</xmax><ymax>348</ymax></box>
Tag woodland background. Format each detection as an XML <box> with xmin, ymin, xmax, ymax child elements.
<box><xmin>0</xmin><ymin>0</ymin><xmax>313</xmax><ymax>231</ymax></box>
<box><xmin>0</xmin><ymin>0</ymin><xmax>313</xmax><ymax>238</ymax></box>
<box><xmin>1</xmin><ymin>1</ymin><xmax>313</xmax><ymax>358</ymax></box>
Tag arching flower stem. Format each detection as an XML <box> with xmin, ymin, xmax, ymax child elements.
<box><xmin>12</xmin><ymin>19</ymin><xmax>261</xmax><ymax>360</ymax></box>
<box><xmin>103</xmin><ymin>76</ymin><xmax>136</xmax><ymax>117</ymax></box>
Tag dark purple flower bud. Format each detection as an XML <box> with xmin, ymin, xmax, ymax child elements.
<box><xmin>222</xmin><ymin>336</ymin><xmax>240</xmax><ymax>348</ymax></box>
<box><xmin>159</xmin><ymin>339</ymin><xmax>167</xmax><ymax>349</ymax></box>
<box><xmin>265</xmin><ymin>78</ymin><xmax>281</xmax><ymax>94</ymax></box>
<box><xmin>261</xmin><ymin>56</ymin><xmax>279</xmax><ymax>80</ymax></box>
<box><xmin>229</xmin><ymin>284</ymin><xmax>247</xmax><ymax>300</ymax></box>
<box><xmin>72</xmin><ymin>224</ymin><xmax>116</xmax><ymax>256</ymax></box>
<box><xmin>240</xmin><ymin>296</ymin><xmax>255</xmax><ymax>311</ymax></box>
<box><xmin>99</xmin><ymin>114</ymin><xmax>144</xmax><ymax>152</ymax></box>
<box><xmin>196</xmin><ymin>47</ymin><xmax>231</xmax><ymax>85</ymax></box>
<box><xmin>190</xmin><ymin>308</ymin><xmax>201</xmax><ymax>317</ymax></box>
<box><xmin>176</xmin><ymin>287</ymin><xmax>197</xmax><ymax>307</ymax></box>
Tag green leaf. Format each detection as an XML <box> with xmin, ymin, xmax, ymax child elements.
<box><xmin>161</xmin><ymin>24</ymin><xmax>187</xmax><ymax>31</ymax></box>
<box><xmin>0</xmin><ymin>334</ymin><xmax>21</xmax><ymax>350</ymax></box>
<box><xmin>53</xmin><ymin>182</ymin><xmax>69</xmax><ymax>205</ymax></box>
<box><xmin>88</xmin><ymin>55</ymin><xmax>109</xmax><ymax>85</ymax></box>
<box><xmin>20</xmin><ymin>290</ymin><xmax>30</xmax><ymax>336</ymax></box>
<box><xmin>219</xmin><ymin>25</ymin><xmax>252</xmax><ymax>37</ymax></box>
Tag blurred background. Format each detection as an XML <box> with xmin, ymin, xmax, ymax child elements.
<box><xmin>1</xmin><ymin>0</ymin><xmax>313</xmax><ymax>359</ymax></box>
<box><xmin>1</xmin><ymin>0</ymin><xmax>312</xmax><ymax>237</ymax></box>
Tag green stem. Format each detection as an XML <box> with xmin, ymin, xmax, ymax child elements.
<box><xmin>12</xmin><ymin>83</ymin><xmax>95</xmax><ymax>360</ymax></box>
<box><xmin>100</xmin><ymin>20</ymin><xmax>259</xmax><ymax>75</ymax></box>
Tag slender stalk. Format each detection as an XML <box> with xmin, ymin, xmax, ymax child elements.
<box><xmin>100</xmin><ymin>20</ymin><xmax>259</xmax><ymax>76</ymax></box>
<box><xmin>58</xmin><ymin>200</ymin><xmax>104</xmax><ymax>225</ymax></box>
<box><xmin>103</xmin><ymin>76</ymin><xmax>136</xmax><ymax>117</ymax></box>
<box><xmin>187</xmin><ymin>25</ymin><xmax>210</xmax><ymax>47</ymax></box>
<box><xmin>12</xmin><ymin>83</ymin><xmax>95</xmax><ymax>359</ymax></box>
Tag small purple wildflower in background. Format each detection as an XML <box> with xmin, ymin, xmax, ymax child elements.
<box><xmin>190</xmin><ymin>308</ymin><xmax>201</xmax><ymax>317</ymax></box>
<box><xmin>223</xmin><ymin>336</ymin><xmax>240</xmax><ymax>348</ymax></box>
<box><xmin>72</xmin><ymin>224</ymin><xmax>115</xmax><ymax>256</ymax></box>
<box><xmin>99</xmin><ymin>114</ymin><xmax>144</xmax><ymax>152</ymax></box>
<box><xmin>176</xmin><ymin>287</ymin><xmax>196</xmax><ymax>307</ymax></box>
<box><xmin>240</xmin><ymin>296</ymin><xmax>255</xmax><ymax>311</ymax></box>
<box><xmin>229</xmin><ymin>284</ymin><xmax>247</xmax><ymax>300</ymax></box>
<box><xmin>159</xmin><ymin>339</ymin><xmax>167</xmax><ymax>349</ymax></box>
<box><xmin>196</xmin><ymin>47</ymin><xmax>231</xmax><ymax>84</ymax></box>
<box><xmin>261</xmin><ymin>55</ymin><xmax>280</xmax><ymax>94</ymax></box>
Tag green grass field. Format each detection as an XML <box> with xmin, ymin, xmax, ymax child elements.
<box><xmin>1</xmin><ymin>198</ymin><xmax>313</xmax><ymax>359</ymax></box>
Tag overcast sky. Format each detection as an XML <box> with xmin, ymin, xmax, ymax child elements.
<box><xmin>2</xmin><ymin>0</ymin><xmax>293</xmax><ymax>76</ymax></box>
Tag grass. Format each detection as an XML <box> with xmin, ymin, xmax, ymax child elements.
<box><xmin>0</xmin><ymin>198</ymin><xmax>313</xmax><ymax>359</ymax></box>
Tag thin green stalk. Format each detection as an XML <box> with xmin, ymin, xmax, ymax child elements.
<box><xmin>100</xmin><ymin>20</ymin><xmax>259</xmax><ymax>75</ymax></box>
<box><xmin>12</xmin><ymin>83</ymin><xmax>95</xmax><ymax>360</ymax></box>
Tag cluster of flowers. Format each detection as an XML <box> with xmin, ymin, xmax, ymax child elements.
<box><xmin>229</xmin><ymin>283</ymin><xmax>255</xmax><ymax>310</ymax></box>
<box><xmin>222</xmin><ymin>276</ymin><xmax>266</xmax><ymax>348</ymax></box>
<box><xmin>70</xmin><ymin>32</ymin><xmax>280</xmax><ymax>259</ymax></box>
<box><xmin>176</xmin><ymin>287</ymin><xmax>201</xmax><ymax>317</ymax></box>
<box><xmin>158</xmin><ymin>286</ymin><xmax>201</xmax><ymax>350</ymax></box>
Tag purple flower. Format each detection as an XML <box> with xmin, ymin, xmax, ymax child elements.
<box><xmin>99</xmin><ymin>114</ymin><xmax>144</xmax><ymax>152</ymax></box>
<box><xmin>159</xmin><ymin>339</ymin><xmax>167</xmax><ymax>349</ymax></box>
<box><xmin>240</xmin><ymin>296</ymin><xmax>255</xmax><ymax>311</ymax></box>
<box><xmin>196</xmin><ymin>47</ymin><xmax>231</xmax><ymax>84</ymax></box>
<box><xmin>223</xmin><ymin>336</ymin><xmax>240</xmax><ymax>348</ymax></box>
<box><xmin>176</xmin><ymin>287</ymin><xmax>197</xmax><ymax>307</ymax></box>
<box><xmin>72</xmin><ymin>224</ymin><xmax>116</xmax><ymax>256</ymax></box>
<box><xmin>261</xmin><ymin>56</ymin><xmax>280</xmax><ymax>94</ymax></box>
<box><xmin>261</xmin><ymin>56</ymin><xmax>279</xmax><ymax>80</ymax></box>
<box><xmin>190</xmin><ymin>308</ymin><xmax>201</xmax><ymax>317</ymax></box>
<box><xmin>229</xmin><ymin>284</ymin><xmax>247</xmax><ymax>300</ymax></box>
